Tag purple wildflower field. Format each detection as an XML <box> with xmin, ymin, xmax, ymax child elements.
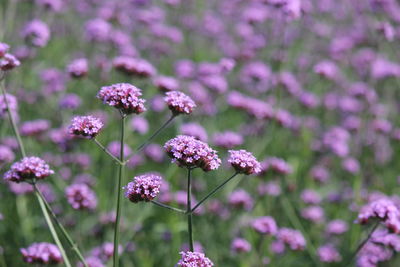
<box><xmin>1</xmin><ymin>0</ymin><xmax>400</xmax><ymax>266</ymax></box>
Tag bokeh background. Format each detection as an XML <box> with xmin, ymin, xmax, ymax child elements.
<box><xmin>2</xmin><ymin>0</ymin><xmax>400</xmax><ymax>266</ymax></box>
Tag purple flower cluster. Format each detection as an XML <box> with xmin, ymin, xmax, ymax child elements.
<box><xmin>251</xmin><ymin>216</ymin><xmax>278</xmax><ymax>235</ymax></box>
<box><xmin>20</xmin><ymin>242</ymin><xmax>62</xmax><ymax>264</ymax></box>
<box><xmin>68</xmin><ymin>115</ymin><xmax>103</xmax><ymax>139</ymax></box>
<box><xmin>20</xmin><ymin>119</ymin><xmax>50</xmax><ymax>136</ymax></box>
<box><xmin>0</xmin><ymin>93</ymin><xmax>18</xmax><ymax>118</ymax></box>
<box><xmin>113</xmin><ymin>56</ymin><xmax>156</xmax><ymax>77</ymax></box>
<box><xmin>0</xmin><ymin>42</ymin><xmax>20</xmax><ymax>71</ymax></box>
<box><xmin>67</xmin><ymin>58</ymin><xmax>89</xmax><ymax>78</ymax></box>
<box><xmin>164</xmin><ymin>91</ymin><xmax>196</xmax><ymax>115</ymax></box>
<box><xmin>4</xmin><ymin>157</ymin><xmax>54</xmax><ymax>183</ymax></box>
<box><xmin>317</xmin><ymin>245</ymin><xmax>341</xmax><ymax>263</ymax></box>
<box><xmin>97</xmin><ymin>83</ymin><xmax>146</xmax><ymax>115</ymax></box>
<box><xmin>213</xmin><ymin>131</ymin><xmax>243</xmax><ymax>149</ymax></box>
<box><xmin>180</xmin><ymin>123</ymin><xmax>208</xmax><ymax>142</ymax></box>
<box><xmin>164</xmin><ymin>135</ymin><xmax>221</xmax><ymax>171</ymax></box>
<box><xmin>357</xmin><ymin>198</ymin><xmax>400</xmax><ymax>233</ymax></box>
<box><xmin>65</xmin><ymin>183</ymin><xmax>97</xmax><ymax>210</ymax></box>
<box><xmin>154</xmin><ymin>75</ymin><xmax>179</xmax><ymax>92</ymax></box>
<box><xmin>231</xmin><ymin>238</ymin><xmax>252</xmax><ymax>253</ymax></box>
<box><xmin>21</xmin><ymin>19</ymin><xmax>50</xmax><ymax>47</ymax></box>
<box><xmin>177</xmin><ymin>251</ymin><xmax>214</xmax><ymax>267</ymax></box>
<box><xmin>123</xmin><ymin>173</ymin><xmax>162</xmax><ymax>202</ymax></box>
<box><xmin>276</xmin><ymin>228</ymin><xmax>306</xmax><ymax>251</ymax></box>
<box><xmin>228</xmin><ymin>149</ymin><xmax>261</xmax><ymax>175</ymax></box>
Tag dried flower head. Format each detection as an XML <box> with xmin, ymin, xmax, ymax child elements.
<box><xmin>164</xmin><ymin>135</ymin><xmax>221</xmax><ymax>171</ymax></box>
<box><xmin>4</xmin><ymin>157</ymin><xmax>54</xmax><ymax>183</ymax></box>
<box><xmin>164</xmin><ymin>91</ymin><xmax>196</xmax><ymax>115</ymax></box>
<box><xmin>97</xmin><ymin>83</ymin><xmax>146</xmax><ymax>115</ymax></box>
<box><xmin>68</xmin><ymin>115</ymin><xmax>103</xmax><ymax>139</ymax></box>
<box><xmin>123</xmin><ymin>173</ymin><xmax>162</xmax><ymax>202</ymax></box>
<box><xmin>228</xmin><ymin>149</ymin><xmax>261</xmax><ymax>175</ymax></box>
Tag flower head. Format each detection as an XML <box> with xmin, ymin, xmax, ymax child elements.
<box><xmin>21</xmin><ymin>242</ymin><xmax>62</xmax><ymax>264</ymax></box>
<box><xmin>164</xmin><ymin>91</ymin><xmax>196</xmax><ymax>115</ymax></box>
<box><xmin>177</xmin><ymin>251</ymin><xmax>214</xmax><ymax>267</ymax></box>
<box><xmin>228</xmin><ymin>149</ymin><xmax>261</xmax><ymax>175</ymax></box>
<box><xmin>67</xmin><ymin>58</ymin><xmax>88</xmax><ymax>78</ymax></box>
<box><xmin>0</xmin><ymin>42</ymin><xmax>10</xmax><ymax>57</ymax></box>
<box><xmin>21</xmin><ymin>19</ymin><xmax>50</xmax><ymax>47</ymax></box>
<box><xmin>0</xmin><ymin>53</ymin><xmax>21</xmax><ymax>71</ymax></box>
<box><xmin>65</xmin><ymin>183</ymin><xmax>97</xmax><ymax>210</ymax></box>
<box><xmin>164</xmin><ymin>135</ymin><xmax>221</xmax><ymax>171</ymax></box>
<box><xmin>20</xmin><ymin>119</ymin><xmax>50</xmax><ymax>136</ymax></box>
<box><xmin>251</xmin><ymin>216</ymin><xmax>278</xmax><ymax>235</ymax></box>
<box><xmin>97</xmin><ymin>83</ymin><xmax>146</xmax><ymax>115</ymax></box>
<box><xmin>123</xmin><ymin>173</ymin><xmax>162</xmax><ymax>202</ymax></box>
<box><xmin>277</xmin><ymin>228</ymin><xmax>306</xmax><ymax>251</ymax></box>
<box><xmin>68</xmin><ymin>115</ymin><xmax>103</xmax><ymax>139</ymax></box>
<box><xmin>4</xmin><ymin>157</ymin><xmax>54</xmax><ymax>183</ymax></box>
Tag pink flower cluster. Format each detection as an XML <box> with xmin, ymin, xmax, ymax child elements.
<box><xmin>228</xmin><ymin>149</ymin><xmax>261</xmax><ymax>175</ymax></box>
<box><xmin>68</xmin><ymin>115</ymin><xmax>103</xmax><ymax>139</ymax></box>
<box><xmin>97</xmin><ymin>83</ymin><xmax>146</xmax><ymax>115</ymax></box>
<box><xmin>164</xmin><ymin>91</ymin><xmax>196</xmax><ymax>115</ymax></box>
<box><xmin>177</xmin><ymin>251</ymin><xmax>214</xmax><ymax>267</ymax></box>
<box><xmin>123</xmin><ymin>173</ymin><xmax>162</xmax><ymax>202</ymax></box>
<box><xmin>164</xmin><ymin>135</ymin><xmax>221</xmax><ymax>171</ymax></box>
<box><xmin>21</xmin><ymin>242</ymin><xmax>62</xmax><ymax>264</ymax></box>
<box><xmin>4</xmin><ymin>157</ymin><xmax>54</xmax><ymax>183</ymax></box>
<box><xmin>0</xmin><ymin>42</ymin><xmax>20</xmax><ymax>71</ymax></box>
<box><xmin>65</xmin><ymin>183</ymin><xmax>97</xmax><ymax>210</ymax></box>
<box><xmin>357</xmin><ymin>198</ymin><xmax>400</xmax><ymax>233</ymax></box>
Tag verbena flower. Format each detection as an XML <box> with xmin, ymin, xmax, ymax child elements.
<box><xmin>113</xmin><ymin>56</ymin><xmax>156</xmax><ymax>77</ymax></box>
<box><xmin>21</xmin><ymin>19</ymin><xmax>50</xmax><ymax>47</ymax></box>
<box><xmin>0</xmin><ymin>42</ymin><xmax>10</xmax><ymax>57</ymax></box>
<box><xmin>317</xmin><ymin>245</ymin><xmax>341</xmax><ymax>263</ymax></box>
<box><xmin>0</xmin><ymin>53</ymin><xmax>21</xmax><ymax>71</ymax></box>
<box><xmin>231</xmin><ymin>238</ymin><xmax>252</xmax><ymax>253</ymax></box>
<box><xmin>357</xmin><ymin>198</ymin><xmax>400</xmax><ymax>233</ymax></box>
<box><xmin>97</xmin><ymin>83</ymin><xmax>146</xmax><ymax>115</ymax></box>
<box><xmin>177</xmin><ymin>251</ymin><xmax>214</xmax><ymax>267</ymax></box>
<box><xmin>4</xmin><ymin>157</ymin><xmax>54</xmax><ymax>183</ymax></box>
<box><xmin>213</xmin><ymin>131</ymin><xmax>243</xmax><ymax>149</ymax></box>
<box><xmin>123</xmin><ymin>173</ymin><xmax>162</xmax><ymax>202</ymax></box>
<box><xmin>164</xmin><ymin>91</ymin><xmax>196</xmax><ymax>115</ymax></box>
<box><xmin>228</xmin><ymin>149</ymin><xmax>261</xmax><ymax>175</ymax></box>
<box><xmin>251</xmin><ymin>216</ymin><xmax>278</xmax><ymax>235</ymax></box>
<box><xmin>65</xmin><ymin>183</ymin><xmax>97</xmax><ymax>210</ymax></box>
<box><xmin>67</xmin><ymin>58</ymin><xmax>88</xmax><ymax>78</ymax></box>
<box><xmin>0</xmin><ymin>93</ymin><xmax>18</xmax><ymax>117</ymax></box>
<box><xmin>20</xmin><ymin>119</ymin><xmax>50</xmax><ymax>136</ymax></box>
<box><xmin>164</xmin><ymin>135</ymin><xmax>221</xmax><ymax>171</ymax></box>
<box><xmin>277</xmin><ymin>228</ymin><xmax>306</xmax><ymax>251</ymax></box>
<box><xmin>68</xmin><ymin>115</ymin><xmax>103</xmax><ymax>139</ymax></box>
<box><xmin>154</xmin><ymin>75</ymin><xmax>179</xmax><ymax>92</ymax></box>
<box><xmin>20</xmin><ymin>242</ymin><xmax>62</xmax><ymax>264</ymax></box>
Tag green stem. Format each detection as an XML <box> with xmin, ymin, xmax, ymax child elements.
<box><xmin>187</xmin><ymin>168</ymin><xmax>194</xmax><ymax>251</ymax></box>
<box><xmin>346</xmin><ymin>221</ymin><xmax>380</xmax><ymax>265</ymax></box>
<box><xmin>136</xmin><ymin>115</ymin><xmax>175</xmax><ymax>152</ymax></box>
<box><xmin>34</xmin><ymin>185</ymin><xmax>72</xmax><ymax>267</ymax></box>
<box><xmin>0</xmin><ymin>76</ymin><xmax>26</xmax><ymax>157</ymax></box>
<box><xmin>151</xmin><ymin>200</ymin><xmax>186</xmax><ymax>214</ymax></box>
<box><xmin>191</xmin><ymin>172</ymin><xmax>239</xmax><ymax>213</ymax></box>
<box><xmin>93</xmin><ymin>138</ymin><xmax>124</xmax><ymax>165</ymax></box>
<box><xmin>35</xmin><ymin>185</ymin><xmax>88</xmax><ymax>267</ymax></box>
<box><xmin>113</xmin><ymin>115</ymin><xmax>126</xmax><ymax>267</ymax></box>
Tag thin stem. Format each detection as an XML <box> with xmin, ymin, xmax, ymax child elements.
<box><xmin>136</xmin><ymin>115</ymin><xmax>176</xmax><ymax>152</ymax></box>
<box><xmin>34</xmin><ymin>185</ymin><xmax>72</xmax><ymax>267</ymax></box>
<box><xmin>93</xmin><ymin>138</ymin><xmax>124</xmax><ymax>165</ymax></box>
<box><xmin>191</xmin><ymin>172</ymin><xmax>239</xmax><ymax>213</ymax></box>
<box><xmin>346</xmin><ymin>221</ymin><xmax>380</xmax><ymax>265</ymax></box>
<box><xmin>187</xmin><ymin>168</ymin><xmax>194</xmax><ymax>252</ymax></box>
<box><xmin>35</xmin><ymin>185</ymin><xmax>88</xmax><ymax>267</ymax></box>
<box><xmin>0</xmin><ymin>77</ymin><xmax>26</xmax><ymax>157</ymax></box>
<box><xmin>113</xmin><ymin>115</ymin><xmax>126</xmax><ymax>267</ymax></box>
<box><xmin>151</xmin><ymin>200</ymin><xmax>186</xmax><ymax>214</ymax></box>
